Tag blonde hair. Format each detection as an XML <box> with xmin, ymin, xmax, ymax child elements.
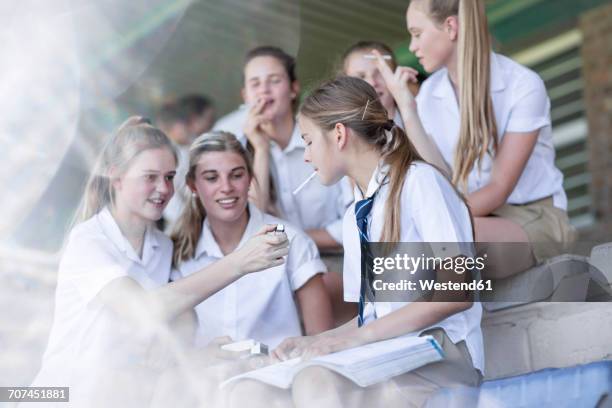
<box><xmin>76</xmin><ymin>116</ymin><xmax>177</xmax><ymax>224</ymax></box>
<box><xmin>300</xmin><ymin>76</ymin><xmax>423</xmax><ymax>242</ymax></box>
<box><xmin>171</xmin><ymin>131</ymin><xmax>254</xmax><ymax>266</ymax></box>
<box><xmin>413</xmin><ymin>0</ymin><xmax>498</xmax><ymax>188</ymax></box>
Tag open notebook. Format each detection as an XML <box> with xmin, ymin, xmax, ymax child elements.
<box><xmin>221</xmin><ymin>335</ymin><xmax>444</xmax><ymax>389</ymax></box>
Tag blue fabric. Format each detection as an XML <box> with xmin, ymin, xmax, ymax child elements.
<box><xmin>426</xmin><ymin>360</ymin><xmax>612</xmax><ymax>407</ymax></box>
<box><xmin>355</xmin><ymin>193</ymin><xmax>376</xmax><ymax>327</ymax></box>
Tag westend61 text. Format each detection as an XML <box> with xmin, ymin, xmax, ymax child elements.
<box><xmin>373</xmin><ymin>279</ymin><xmax>493</xmax><ymax>292</ymax></box>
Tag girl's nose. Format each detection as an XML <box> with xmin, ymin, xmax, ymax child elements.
<box><xmin>157</xmin><ymin>178</ymin><xmax>172</xmax><ymax>195</ymax></box>
<box><xmin>220</xmin><ymin>177</ymin><xmax>234</xmax><ymax>192</ymax></box>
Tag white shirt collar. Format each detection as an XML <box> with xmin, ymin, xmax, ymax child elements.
<box><xmin>354</xmin><ymin>163</ymin><xmax>390</xmax><ymax>201</ymax></box>
<box><xmin>432</xmin><ymin>52</ymin><xmax>506</xmax><ymax>99</ymax></box>
<box><xmin>272</xmin><ymin>123</ymin><xmax>304</xmax><ymax>154</ymax></box>
<box><xmin>195</xmin><ymin>203</ymin><xmax>265</xmax><ymax>259</ymax></box>
<box><xmin>97</xmin><ymin>207</ymin><xmax>160</xmax><ymax>263</ymax></box>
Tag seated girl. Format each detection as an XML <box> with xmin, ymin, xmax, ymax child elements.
<box><xmin>228</xmin><ymin>77</ymin><xmax>483</xmax><ymax>408</ymax></box>
<box><xmin>170</xmin><ymin>131</ymin><xmax>333</xmax><ymax>349</ymax></box>
<box><xmin>29</xmin><ymin>117</ymin><xmax>289</xmax><ymax>407</ymax></box>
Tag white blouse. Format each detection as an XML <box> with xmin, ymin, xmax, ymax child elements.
<box><xmin>416</xmin><ymin>52</ymin><xmax>567</xmax><ymax>209</ymax></box>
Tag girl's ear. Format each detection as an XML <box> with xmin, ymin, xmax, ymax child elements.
<box><xmin>335</xmin><ymin>123</ymin><xmax>348</xmax><ymax>150</ymax></box>
<box><xmin>186</xmin><ymin>178</ymin><xmax>197</xmax><ymax>195</ymax></box>
<box><xmin>445</xmin><ymin>15</ymin><xmax>459</xmax><ymax>41</ymax></box>
<box><xmin>290</xmin><ymin>81</ymin><xmax>300</xmax><ymax>100</ymax></box>
<box><xmin>109</xmin><ymin>166</ymin><xmax>122</xmax><ymax>192</ymax></box>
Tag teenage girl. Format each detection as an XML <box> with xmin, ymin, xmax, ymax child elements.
<box><xmin>341</xmin><ymin>40</ymin><xmax>418</xmax><ymax>129</ymax></box>
<box><xmin>171</xmin><ymin>131</ymin><xmax>333</xmax><ymax>349</ymax></box>
<box><xmin>238</xmin><ymin>46</ymin><xmax>351</xmax><ymax>251</ymax></box>
<box><xmin>229</xmin><ymin>77</ymin><xmax>483</xmax><ymax>408</ymax></box>
<box><xmin>30</xmin><ymin>117</ymin><xmax>288</xmax><ymax>407</ymax></box>
<box><xmin>238</xmin><ymin>45</ymin><xmax>355</xmax><ymax>324</ymax></box>
<box><xmin>376</xmin><ymin>0</ymin><xmax>575</xmax><ymax>277</ymax></box>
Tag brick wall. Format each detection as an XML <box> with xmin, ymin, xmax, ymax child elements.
<box><xmin>580</xmin><ymin>3</ymin><xmax>612</xmax><ymax>229</ymax></box>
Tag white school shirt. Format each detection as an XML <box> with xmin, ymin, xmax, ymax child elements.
<box><xmin>343</xmin><ymin>162</ymin><xmax>484</xmax><ymax>373</ymax></box>
<box><xmin>416</xmin><ymin>52</ymin><xmax>567</xmax><ymax>209</ymax></box>
<box><xmin>31</xmin><ymin>207</ymin><xmax>173</xmax><ymax>403</ymax></box>
<box><xmin>214</xmin><ymin>108</ymin><xmax>353</xmax><ymax>244</ymax></box>
<box><xmin>172</xmin><ymin>204</ymin><xmax>327</xmax><ymax>349</ymax></box>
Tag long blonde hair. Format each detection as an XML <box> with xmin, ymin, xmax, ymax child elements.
<box><xmin>76</xmin><ymin>116</ymin><xmax>177</xmax><ymax>224</ymax></box>
<box><xmin>300</xmin><ymin>76</ymin><xmax>423</xmax><ymax>242</ymax></box>
<box><xmin>413</xmin><ymin>0</ymin><xmax>498</xmax><ymax>188</ymax></box>
<box><xmin>171</xmin><ymin>131</ymin><xmax>254</xmax><ymax>266</ymax></box>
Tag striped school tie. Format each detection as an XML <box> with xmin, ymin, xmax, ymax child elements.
<box><xmin>355</xmin><ymin>192</ymin><xmax>377</xmax><ymax>327</ymax></box>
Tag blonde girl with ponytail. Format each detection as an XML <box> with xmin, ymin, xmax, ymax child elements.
<box><xmin>228</xmin><ymin>76</ymin><xmax>483</xmax><ymax>408</ymax></box>
<box><xmin>374</xmin><ymin>0</ymin><xmax>574</xmax><ymax>278</ymax></box>
<box><xmin>31</xmin><ymin>117</ymin><xmax>289</xmax><ymax>406</ymax></box>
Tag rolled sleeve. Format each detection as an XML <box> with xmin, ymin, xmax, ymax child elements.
<box><xmin>286</xmin><ymin>230</ymin><xmax>327</xmax><ymax>291</ymax></box>
<box><xmin>506</xmin><ymin>73</ymin><xmax>551</xmax><ymax>134</ymax></box>
<box><xmin>408</xmin><ymin>167</ymin><xmax>474</xmax><ymax>258</ymax></box>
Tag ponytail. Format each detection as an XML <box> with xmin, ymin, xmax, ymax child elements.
<box><xmin>454</xmin><ymin>0</ymin><xmax>497</xmax><ymax>188</ymax></box>
<box><xmin>412</xmin><ymin>0</ymin><xmax>497</xmax><ymax>189</ymax></box>
<box><xmin>380</xmin><ymin>125</ymin><xmax>423</xmax><ymax>242</ymax></box>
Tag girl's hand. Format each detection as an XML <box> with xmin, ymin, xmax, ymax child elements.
<box><xmin>272</xmin><ymin>332</ymin><xmax>366</xmax><ymax>362</ymax></box>
<box><xmin>373</xmin><ymin>49</ymin><xmax>419</xmax><ymax>110</ymax></box>
<box><xmin>271</xmin><ymin>335</ymin><xmax>318</xmax><ymax>362</ymax></box>
<box><xmin>243</xmin><ymin>98</ymin><xmax>275</xmax><ymax>151</ymax></box>
<box><xmin>233</xmin><ymin>225</ymin><xmax>289</xmax><ymax>275</ymax></box>
<box><xmin>300</xmin><ymin>334</ymin><xmax>365</xmax><ymax>360</ymax></box>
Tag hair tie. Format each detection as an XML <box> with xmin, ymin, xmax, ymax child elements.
<box><xmin>361</xmin><ymin>99</ymin><xmax>371</xmax><ymax>121</ymax></box>
<box><xmin>383</xmin><ymin>119</ymin><xmax>395</xmax><ymax>131</ymax></box>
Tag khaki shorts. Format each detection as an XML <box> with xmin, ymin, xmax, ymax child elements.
<box><xmin>492</xmin><ymin>197</ymin><xmax>577</xmax><ymax>263</ymax></box>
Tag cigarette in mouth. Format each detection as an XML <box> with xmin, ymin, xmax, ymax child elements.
<box><xmin>292</xmin><ymin>172</ymin><xmax>317</xmax><ymax>195</ymax></box>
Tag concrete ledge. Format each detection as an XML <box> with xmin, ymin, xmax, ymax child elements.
<box><xmin>482</xmin><ymin>302</ymin><xmax>612</xmax><ymax>379</ymax></box>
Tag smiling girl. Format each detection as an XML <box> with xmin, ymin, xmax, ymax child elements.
<box><xmin>171</xmin><ymin>131</ymin><xmax>333</xmax><ymax>349</ymax></box>
<box><xmin>30</xmin><ymin>117</ymin><xmax>289</xmax><ymax>407</ymax></box>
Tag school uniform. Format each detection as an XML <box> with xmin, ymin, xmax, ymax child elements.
<box><xmin>212</xmin><ymin>105</ymin><xmax>249</xmax><ymax>138</ymax></box>
<box><xmin>30</xmin><ymin>207</ymin><xmax>173</xmax><ymax>406</ymax></box>
<box><xmin>416</xmin><ymin>52</ymin><xmax>575</xmax><ymax>261</ymax></box>
<box><xmin>340</xmin><ymin>162</ymin><xmax>483</xmax><ymax>405</ymax></box>
<box><xmin>214</xmin><ymin>109</ymin><xmax>353</xmax><ymax>244</ymax></box>
<box><xmin>172</xmin><ymin>204</ymin><xmax>326</xmax><ymax>349</ymax></box>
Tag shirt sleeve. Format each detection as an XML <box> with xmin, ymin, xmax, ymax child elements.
<box><xmin>341</xmin><ymin>207</ymin><xmax>361</xmax><ymax>302</ymax></box>
<box><xmin>59</xmin><ymin>229</ymin><xmax>128</xmax><ymax>307</ymax></box>
<box><xmin>506</xmin><ymin>71</ymin><xmax>551</xmax><ymax>133</ymax></box>
<box><xmin>286</xmin><ymin>228</ymin><xmax>327</xmax><ymax>291</ymax></box>
<box><xmin>407</xmin><ymin>166</ymin><xmax>475</xmax><ymax>258</ymax></box>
